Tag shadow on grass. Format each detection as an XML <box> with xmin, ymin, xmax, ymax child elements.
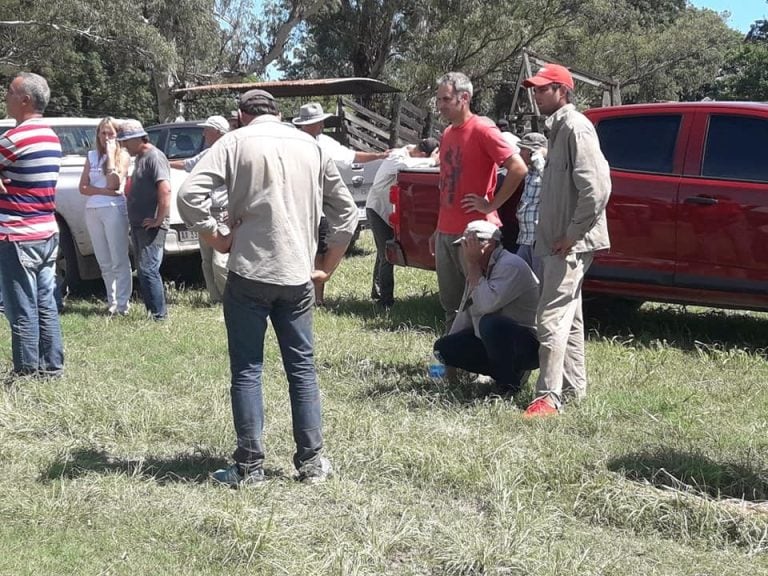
<box><xmin>356</xmin><ymin>360</ymin><xmax>522</xmax><ymax>407</ymax></box>
<box><xmin>586</xmin><ymin>303</ymin><xmax>768</xmax><ymax>356</ymax></box>
<box><xmin>320</xmin><ymin>293</ymin><xmax>445</xmax><ymax>333</ymax></box>
<box><xmin>608</xmin><ymin>448</ymin><xmax>768</xmax><ymax>502</ymax></box>
<box><xmin>41</xmin><ymin>448</ymin><xmax>285</xmax><ymax>485</ymax></box>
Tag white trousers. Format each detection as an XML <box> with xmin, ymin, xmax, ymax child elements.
<box><xmin>85</xmin><ymin>205</ymin><xmax>132</xmax><ymax>312</ymax></box>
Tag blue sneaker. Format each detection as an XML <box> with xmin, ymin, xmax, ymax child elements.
<box><xmin>297</xmin><ymin>456</ymin><xmax>334</xmax><ymax>485</ymax></box>
<box><xmin>211</xmin><ymin>463</ymin><xmax>266</xmax><ymax>488</ymax></box>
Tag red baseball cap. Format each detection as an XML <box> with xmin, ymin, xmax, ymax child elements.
<box><xmin>523</xmin><ymin>64</ymin><xmax>574</xmax><ymax>90</ymax></box>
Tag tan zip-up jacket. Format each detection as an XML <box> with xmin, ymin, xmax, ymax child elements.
<box><xmin>534</xmin><ymin>104</ymin><xmax>611</xmax><ymax>256</ymax></box>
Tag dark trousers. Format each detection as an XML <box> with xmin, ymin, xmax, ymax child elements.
<box><xmin>366</xmin><ymin>209</ymin><xmax>394</xmax><ymax>305</ymax></box>
<box><xmin>434</xmin><ymin>315</ymin><xmax>539</xmax><ymax>391</ymax></box>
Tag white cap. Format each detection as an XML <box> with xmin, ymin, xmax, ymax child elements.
<box><xmin>452</xmin><ymin>220</ymin><xmax>502</xmax><ymax>245</ymax></box>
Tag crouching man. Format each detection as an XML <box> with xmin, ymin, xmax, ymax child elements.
<box><xmin>433</xmin><ymin>220</ymin><xmax>539</xmax><ymax>395</ymax></box>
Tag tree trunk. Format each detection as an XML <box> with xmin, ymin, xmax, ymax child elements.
<box><xmin>153</xmin><ymin>70</ymin><xmax>178</xmax><ymax>123</ymax></box>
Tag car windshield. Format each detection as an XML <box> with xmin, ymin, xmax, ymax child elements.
<box><xmin>166</xmin><ymin>126</ymin><xmax>204</xmax><ymax>159</ymax></box>
<box><xmin>52</xmin><ymin>126</ymin><xmax>96</xmax><ymax>156</ymax></box>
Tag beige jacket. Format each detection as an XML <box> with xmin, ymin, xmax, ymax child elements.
<box><xmin>534</xmin><ymin>104</ymin><xmax>611</xmax><ymax>256</ymax></box>
<box><xmin>177</xmin><ymin>115</ymin><xmax>357</xmax><ymax>286</ymax></box>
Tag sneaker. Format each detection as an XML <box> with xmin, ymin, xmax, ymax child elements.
<box><xmin>210</xmin><ymin>463</ymin><xmax>266</xmax><ymax>488</ymax></box>
<box><xmin>297</xmin><ymin>456</ymin><xmax>334</xmax><ymax>485</ymax></box>
<box><xmin>523</xmin><ymin>394</ymin><xmax>560</xmax><ymax>419</ymax></box>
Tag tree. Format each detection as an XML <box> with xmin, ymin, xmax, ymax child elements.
<box><xmin>289</xmin><ymin>0</ymin><xmax>586</xmax><ymax>113</ymax></box>
<box><xmin>545</xmin><ymin>1</ymin><xmax>741</xmax><ymax>104</ymax></box>
<box><xmin>0</xmin><ymin>0</ymin><xmax>323</xmax><ymax>121</ymax></box>
<box><xmin>708</xmin><ymin>15</ymin><xmax>768</xmax><ymax>102</ymax></box>
<box><xmin>284</xmin><ymin>0</ymin><xmax>419</xmax><ymax>80</ymax></box>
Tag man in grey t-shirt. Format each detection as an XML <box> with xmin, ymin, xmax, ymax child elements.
<box><xmin>117</xmin><ymin>119</ymin><xmax>171</xmax><ymax>320</ymax></box>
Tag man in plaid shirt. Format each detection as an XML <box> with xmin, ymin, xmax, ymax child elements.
<box><xmin>515</xmin><ymin>132</ymin><xmax>548</xmax><ymax>274</ymax></box>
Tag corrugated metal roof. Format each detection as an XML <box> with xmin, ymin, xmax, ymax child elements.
<box><xmin>173</xmin><ymin>77</ymin><xmax>401</xmax><ymax>99</ymax></box>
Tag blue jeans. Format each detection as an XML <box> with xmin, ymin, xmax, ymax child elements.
<box><xmin>0</xmin><ymin>235</ymin><xmax>64</xmax><ymax>375</ymax></box>
<box><xmin>434</xmin><ymin>315</ymin><xmax>539</xmax><ymax>391</ymax></box>
<box><xmin>131</xmin><ymin>226</ymin><xmax>167</xmax><ymax>320</ymax></box>
<box><xmin>224</xmin><ymin>273</ymin><xmax>323</xmax><ymax>471</ymax></box>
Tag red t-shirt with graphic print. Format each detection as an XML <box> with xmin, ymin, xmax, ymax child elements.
<box><xmin>437</xmin><ymin>115</ymin><xmax>515</xmax><ymax>235</ymax></box>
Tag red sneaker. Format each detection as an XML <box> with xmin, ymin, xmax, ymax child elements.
<box><xmin>523</xmin><ymin>395</ymin><xmax>559</xmax><ymax>418</ymax></box>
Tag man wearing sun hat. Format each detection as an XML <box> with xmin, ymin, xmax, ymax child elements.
<box><xmin>293</xmin><ymin>102</ymin><xmax>389</xmax><ymax>304</ymax></box>
<box><xmin>118</xmin><ymin>118</ymin><xmax>171</xmax><ymax>321</ymax></box>
<box><xmin>170</xmin><ymin>115</ymin><xmax>231</xmax><ymax>303</ymax></box>
<box><xmin>433</xmin><ymin>220</ymin><xmax>539</xmax><ymax>395</ymax></box>
<box><xmin>520</xmin><ymin>64</ymin><xmax>611</xmax><ymax>418</ymax></box>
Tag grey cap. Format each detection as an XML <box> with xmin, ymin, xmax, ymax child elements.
<box><xmin>116</xmin><ymin>119</ymin><xmax>147</xmax><ymax>141</ymax></box>
<box><xmin>418</xmin><ymin>137</ymin><xmax>440</xmax><ymax>155</ymax></box>
<box><xmin>292</xmin><ymin>102</ymin><xmax>334</xmax><ymax>126</ymax></box>
<box><xmin>518</xmin><ymin>132</ymin><xmax>548</xmax><ymax>151</ymax></box>
<box><xmin>239</xmin><ymin>89</ymin><xmax>276</xmax><ymax>111</ymax></box>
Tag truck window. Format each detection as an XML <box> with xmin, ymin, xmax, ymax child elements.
<box><xmin>703</xmin><ymin>115</ymin><xmax>768</xmax><ymax>182</ymax></box>
<box><xmin>596</xmin><ymin>115</ymin><xmax>680</xmax><ymax>174</ymax></box>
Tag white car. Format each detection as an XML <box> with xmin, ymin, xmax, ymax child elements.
<box><xmin>145</xmin><ymin>120</ymin><xmax>381</xmax><ymax>251</ymax></box>
<box><xmin>0</xmin><ymin>117</ymin><xmax>199</xmax><ymax>293</ymax></box>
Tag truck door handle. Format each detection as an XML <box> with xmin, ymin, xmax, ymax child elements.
<box><xmin>683</xmin><ymin>196</ymin><xmax>718</xmax><ymax>206</ymax></box>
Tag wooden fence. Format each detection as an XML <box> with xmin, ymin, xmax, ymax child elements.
<box><xmin>336</xmin><ymin>96</ymin><xmax>443</xmax><ymax>151</ymax></box>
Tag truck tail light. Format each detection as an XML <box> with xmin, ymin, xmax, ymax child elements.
<box><xmin>389</xmin><ymin>184</ymin><xmax>400</xmax><ymax>235</ymax></box>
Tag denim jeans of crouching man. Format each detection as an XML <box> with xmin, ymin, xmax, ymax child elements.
<box><xmin>224</xmin><ymin>273</ymin><xmax>323</xmax><ymax>471</ymax></box>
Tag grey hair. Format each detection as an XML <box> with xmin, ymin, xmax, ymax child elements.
<box><xmin>437</xmin><ymin>72</ymin><xmax>473</xmax><ymax>99</ymax></box>
<box><xmin>14</xmin><ymin>72</ymin><xmax>50</xmax><ymax>113</ymax></box>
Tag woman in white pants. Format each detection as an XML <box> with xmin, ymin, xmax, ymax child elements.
<box><xmin>78</xmin><ymin>117</ymin><xmax>132</xmax><ymax>314</ymax></box>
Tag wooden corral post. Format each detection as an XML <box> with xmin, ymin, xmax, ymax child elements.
<box><xmin>336</xmin><ymin>95</ymin><xmax>349</xmax><ymax>146</ymax></box>
<box><xmin>389</xmin><ymin>93</ymin><xmax>403</xmax><ymax>148</ymax></box>
<box><xmin>423</xmin><ymin>110</ymin><xmax>435</xmax><ymax>139</ymax></box>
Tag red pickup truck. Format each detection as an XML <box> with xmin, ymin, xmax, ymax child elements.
<box><xmin>386</xmin><ymin>102</ymin><xmax>768</xmax><ymax>312</ymax></box>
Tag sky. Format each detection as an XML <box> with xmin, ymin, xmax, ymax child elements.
<box><xmin>690</xmin><ymin>0</ymin><xmax>767</xmax><ymax>32</ymax></box>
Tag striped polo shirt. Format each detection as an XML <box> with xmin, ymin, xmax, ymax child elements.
<box><xmin>0</xmin><ymin>118</ymin><xmax>61</xmax><ymax>241</ymax></box>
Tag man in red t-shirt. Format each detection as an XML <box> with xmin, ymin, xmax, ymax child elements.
<box><xmin>432</xmin><ymin>72</ymin><xmax>528</xmax><ymax>331</ymax></box>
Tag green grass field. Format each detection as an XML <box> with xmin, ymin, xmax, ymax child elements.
<box><xmin>0</xmin><ymin>230</ymin><xmax>767</xmax><ymax>575</ymax></box>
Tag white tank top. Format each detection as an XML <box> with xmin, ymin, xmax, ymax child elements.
<box><xmin>85</xmin><ymin>150</ymin><xmax>126</xmax><ymax>209</ymax></box>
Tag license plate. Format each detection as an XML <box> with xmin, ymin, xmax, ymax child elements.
<box><xmin>178</xmin><ymin>230</ymin><xmax>199</xmax><ymax>242</ymax></box>
<box><xmin>357</xmin><ymin>207</ymin><xmax>367</xmax><ymax>220</ymax></box>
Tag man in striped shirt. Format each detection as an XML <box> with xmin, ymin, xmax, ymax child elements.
<box><xmin>0</xmin><ymin>72</ymin><xmax>64</xmax><ymax>377</ymax></box>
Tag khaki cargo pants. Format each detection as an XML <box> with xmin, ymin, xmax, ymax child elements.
<box><xmin>535</xmin><ymin>252</ymin><xmax>594</xmax><ymax>402</ymax></box>
<box><xmin>435</xmin><ymin>231</ymin><xmax>465</xmax><ymax>333</ymax></box>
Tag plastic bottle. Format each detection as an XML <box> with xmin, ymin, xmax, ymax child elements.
<box><xmin>428</xmin><ymin>350</ymin><xmax>446</xmax><ymax>380</ymax></box>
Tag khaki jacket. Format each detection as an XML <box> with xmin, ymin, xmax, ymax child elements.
<box><xmin>177</xmin><ymin>115</ymin><xmax>357</xmax><ymax>286</ymax></box>
<box><xmin>534</xmin><ymin>104</ymin><xmax>611</xmax><ymax>256</ymax></box>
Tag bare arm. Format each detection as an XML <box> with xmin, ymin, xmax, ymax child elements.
<box><xmin>312</xmin><ymin>243</ymin><xmax>347</xmax><ymax>284</ymax></box>
<box><xmin>461</xmin><ymin>154</ymin><xmax>527</xmax><ymax>214</ymax></box>
<box><xmin>79</xmin><ymin>154</ymin><xmax>126</xmax><ymax>197</ymax></box>
<box><xmin>353</xmin><ymin>150</ymin><xmax>388</xmax><ymax>163</ymax></box>
<box><xmin>143</xmin><ymin>180</ymin><xmax>171</xmax><ymax>229</ymax></box>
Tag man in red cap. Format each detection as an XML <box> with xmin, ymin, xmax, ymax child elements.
<box><xmin>521</xmin><ymin>64</ymin><xmax>612</xmax><ymax>418</ymax></box>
